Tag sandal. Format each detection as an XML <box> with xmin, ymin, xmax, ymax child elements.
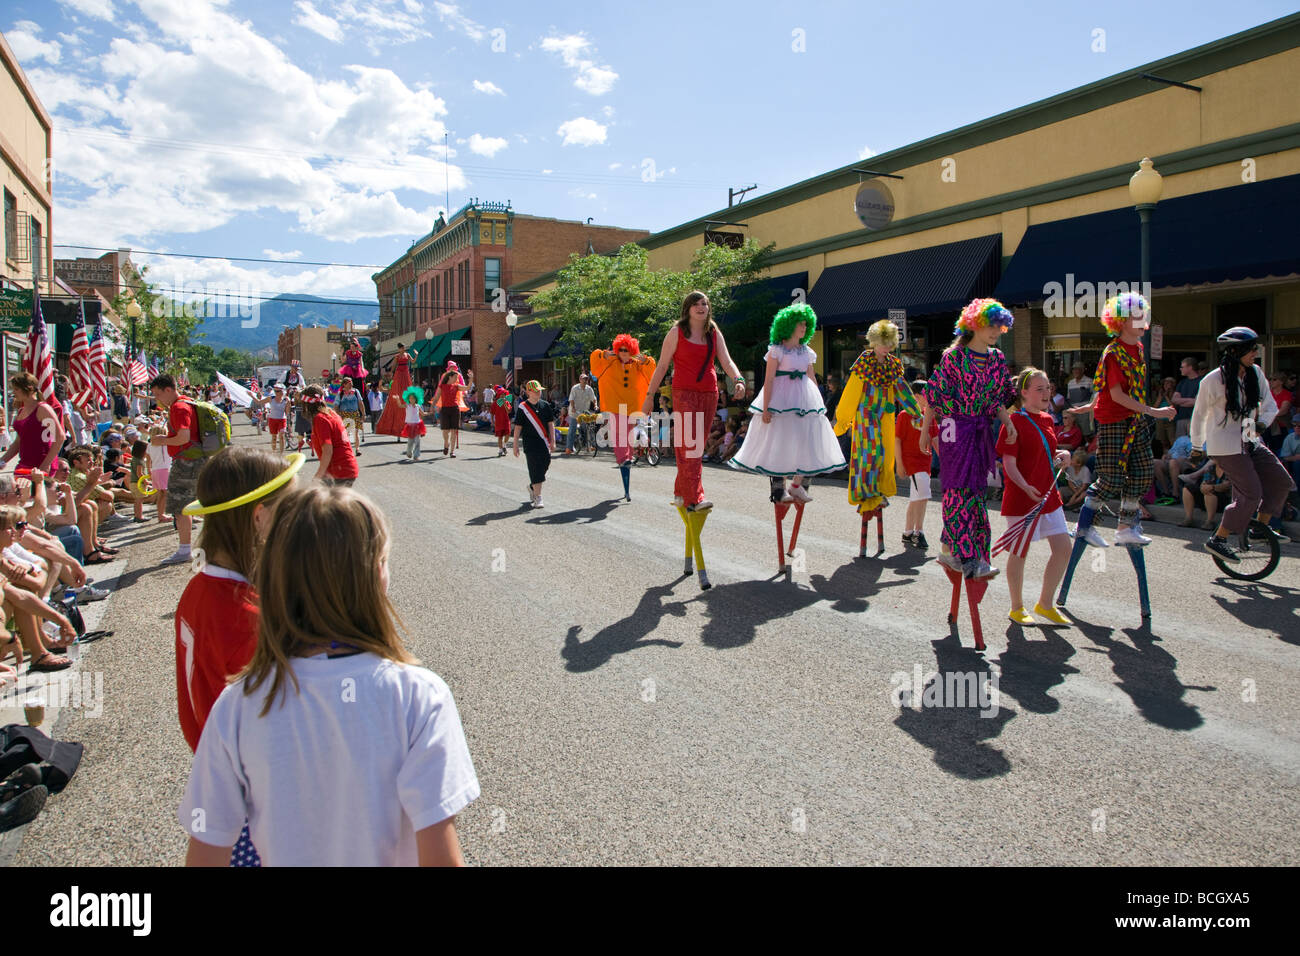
<box><xmin>83</xmin><ymin>552</ymin><xmax>112</xmax><ymax>565</ymax></box>
<box><xmin>77</xmin><ymin>630</ymin><xmax>113</xmax><ymax>643</ymax></box>
<box><xmin>97</xmin><ymin>544</ymin><xmax>121</xmax><ymax>555</ymax></box>
<box><xmin>28</xmin><ymin>652</ymin><xmax>71</xmax><ymax>672</ymax></box>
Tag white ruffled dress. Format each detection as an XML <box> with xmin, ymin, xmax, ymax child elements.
<box><xmin>729</xmin><ymin>344</ymin><xmax>846</xmax><ymax>477</ymax></box>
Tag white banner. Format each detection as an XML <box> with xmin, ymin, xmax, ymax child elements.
<box><xmin>216</xmin><ymin>371</ymin><xmax>253</xmax><ymax>407</ymax></box>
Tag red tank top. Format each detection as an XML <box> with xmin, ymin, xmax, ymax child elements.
<box><xmin>671</xmin><ymin>328</ymin><xmax>718</xmax><ymax>392</ymax></box>
<box><xmin>14</xmin><ymin>402</ymin><xmax>57</xmax><ymax>469</ymax></box>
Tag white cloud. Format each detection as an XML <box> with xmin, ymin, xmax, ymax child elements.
<box><xmin>7</xmin><ymin>22</ymin><xmax>62</xmax><ymax>65</ymax></box>
<box><xmin>467</xmin><ymin>133</ymin><xmax>507</xmax><ymax>157</ymax></box>
<box><xmin>541</xmin><ymin>169</ymin><xmax>552</xmax><ymax>174</ymax></box>
<box><xmin>607</xmin><ymin>162</ymin><xmax>621</xmax><ymax>170</ymax></box>
<box><xmin>859</xmin><ymin>145</ymin><xmax>877</xmax><ymax>159</ymax></box>
<box><xmin>600</xmin><ymin>104</ymin><xmax>615</xmax><ymax>118</ymax></box>
<box><xmin>56</xmin><ymin>0</ymin><xmax>116</xmax><ymax>21</ymax></box>
<box><xmin>472</xmin><ymin>79</ymin><xmax>504</xmax><ymax>95</ymax></box>
<box><xmin>293</xmin><ymin>1</ymin><xmax>344</xmax><ymax>43</ymax></box>
<box><xmin>556</xmin><ymin>117</ymin><xmax>606</xmax><ymax>147</ymax></box>
<box><xmin>263</xmin><ymin>249</ymin><xmax>303</xmax><ymax>260</ymax></box>
<box><xmin>36</xmin><ymin>0</ymin><xmax>464</xmax><ymax>250</ymax></box>
<box><xmin>432</xmin><ymin>2</ymin><xmax>485</xmax><ymax>41</ymax></box>
<box><xmin>540</xmin><ymin>33</ymin><xmax>618</xmax><ymax>96</ymax></box>
<box><xmin>331</xmin><ymin>0</ymin><xmax>431</xmax><ymax>52</ymax></box>
<box><xmin>567</xmin><ymin>187</ymin><xmax>597</xmax><ymax>201</ymax></box>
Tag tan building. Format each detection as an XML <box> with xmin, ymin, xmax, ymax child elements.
<box><xmin>0</xmin><ymin>30</ymin><xmax>52</xmax><ymax>295</ymax></box>
<box><xmin>277</xmin><ymin>323</ymin><xmax>375</xmax><ymax>380</ymax></box>
<box><xmin>373</xmin><ymin>200</ymin><xmax>648</xmax><ymax>388</ymax></box>
<box><xmin>514</xmin><ymin>13</ymin><xmax>1300</xmax><ymax>391</ymax></box>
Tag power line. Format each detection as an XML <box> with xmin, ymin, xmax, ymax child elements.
<box><xmin>53</xmin><ymin>244</ymin><xmax>382</xmax><ymax>269</ymax></box>
<box><xmin>146</xmin><ymin>285</ymin><xmax>379</xmax><ymax>308</ymax></box>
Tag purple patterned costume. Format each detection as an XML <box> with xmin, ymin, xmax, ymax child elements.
<box><xmin>925</xmin><ymin>346</ymin><xmax>1013</xmax><ymax>564</ymax></box>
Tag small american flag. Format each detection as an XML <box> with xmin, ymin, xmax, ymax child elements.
<box><xmin>126</xmin><ymin>348</ymin><xmax>151</xmax><ymax>386</ymax></box>
<box><xmin>992</xmin><ymin>472</ymin><xmax>1064</xmax><ymax>559</ymax></box>
<box><xmin>88</xmin><ymin>322</ymin><xmax>108</xmax><ymax>405</ymax></box>
<box><xmin>68</xmin><ymin>299</ymin><xmax>95</xmax><ymax>406</ymax></box>
<box><xmin>23</xmin><ymin>288</ymin><xmax>56</xmax><ymax>402</ymax></box>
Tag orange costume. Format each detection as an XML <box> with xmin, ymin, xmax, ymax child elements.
<box><xmin>591</xmin><ymin>335</ymin><xmax>657</xmax><ymax>500</ymax></box>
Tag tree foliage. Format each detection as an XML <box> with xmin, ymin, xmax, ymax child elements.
<box><xmin>531</xmin><ymin>239</ymin><xmax>774</xmax><ymax>366</ymax></box>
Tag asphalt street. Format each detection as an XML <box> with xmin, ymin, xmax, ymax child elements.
<box><xmin>8</xmin><ymin>420</ymin><xmax>1299</xmax><ymax>866</ymax></box>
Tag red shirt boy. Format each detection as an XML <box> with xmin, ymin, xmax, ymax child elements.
<box><xmin>310</xmin><ymin>409</ymin><xmax>359</xmax><ymax>481</ymax></box>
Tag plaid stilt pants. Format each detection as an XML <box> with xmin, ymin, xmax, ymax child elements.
<box><xmin>1087</xmin><ymin>418</ymin><xmax>1153</xmax><ymax>505</ymax></box>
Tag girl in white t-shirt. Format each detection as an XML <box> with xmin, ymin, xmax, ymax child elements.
<box><xmin>148</xmin><ymin>423</ymin><xmax>173</xmax><ymax>522</ymax></box>
<box><xmin>179</xmin><ymin>485</ymin><xmax>479</xmax><ymax>866</ymax></box>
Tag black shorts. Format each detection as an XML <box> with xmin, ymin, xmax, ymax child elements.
<box><xmin>439</xmin><ymin>407</ymin><xmax>460</xmax><ymax>431</ymax></box>
<box><xmin>524</xmin><ymin>445</ymin><xmax>551</xmax><ymax>485</ymax></box>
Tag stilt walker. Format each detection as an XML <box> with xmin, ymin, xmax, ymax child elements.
<box><xmin>640</xmin><ymin>291</ymin><xmax>748</xmax><ymax>590</ymax></box>
<box><xmin>834</xmin><ymin>319</ymin><xmax>919</xmax><ymax>558</ymax></box>
<box><xmin>375</xmin><ymin>343</ymin><xmax>416</xmax><ymax>441</ymax></box>
<box><xmin>591</xmin><ymin>335</ymin><xmax>656</xmax><ymax>502</ymax></box>
<box><xmin>920</xmin><ymin>299</ymin><xmax>1017</xmax><ymax>648</ymax></box>
<box><xmin>730</xmin><ymin>304</ymin><xmax>845</xmax><ymax>577</ymax></box>
<box><xmin>1059</xmin><ymin>293</ymin><xmax>1172</xmax><ymax>620</ymax></box>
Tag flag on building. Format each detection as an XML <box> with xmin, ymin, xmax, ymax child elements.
<box><xmin>68</xmin><ymin>298</ymin><xmax>95</xmax><ymax>406</ymax></box>
<box><xmin>22</xmin><ymin>288</ymin><xmax>56</xmax><ymax>402</ymax></box>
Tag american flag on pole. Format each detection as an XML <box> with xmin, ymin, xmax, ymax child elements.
<box><xmin>992</xmin><ymin>471</ymin><xmax>1064</xmax><ymax>559</ymax></box>
<box><xmin>88</xmin><ymin>322</ymin><xmax>108</xmax><ymax>405</ymax></box>
<box><xmin>68</xmin><ymin>298</ymin><xmax>95</xmax><ymax>406</ymax></box>
<box><xmin>126</xmin><ymin>348</ymin><xmax>150</xmax><ymax>386</ymax></box>
<box><xmin>23</xmin><ymin>287</ymin><xmax>56</xmax><ymax>402</ymax></box>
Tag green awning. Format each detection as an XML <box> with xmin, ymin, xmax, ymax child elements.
<box><xmin>426</xmin><ymin>327</ymin><xmax>470</xmax><ymax>366</ymax></box>
<box><xmin>411</xmin><ymin>333</ymin><xmax>446</xmax><ymax>368</ymax></box>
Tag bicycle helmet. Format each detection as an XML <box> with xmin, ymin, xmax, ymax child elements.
<box><xmin>1216</xmin><ymin>326</ymin><xmax>1259</xmax><ymax>347</ymax></box>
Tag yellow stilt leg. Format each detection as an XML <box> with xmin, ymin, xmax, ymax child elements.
<box><xmin>676</xmin><ymin>505</ymin><xmax>711</xmax><ymax>590</ymax></box>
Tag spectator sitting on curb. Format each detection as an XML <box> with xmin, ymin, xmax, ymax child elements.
<box><xmin>1153</xmin><ymin>434</ymin><xmax>1195</xmax><ymax>503</ymax></box>
<box><xmin>1062</xmin><ymin>448</ymin><xmax>1091</xmax><ymax>511</ymax></box>
<box><xmin>1178</xmin><ymin>459</ymin><xmax>1230</xmax><ymax>530</ymax></box>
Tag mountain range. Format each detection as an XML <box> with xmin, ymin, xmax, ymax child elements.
<box><xmin>189</xmin><ymin>293</ymin><xmax>379</xmax><ymax>353</ymax></box>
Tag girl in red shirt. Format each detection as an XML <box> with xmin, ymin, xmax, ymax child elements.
<box><xmin>997</xmin><ymin>369</ymin><xmax>1074</xmax><ymax>626</ymax></box>
<box><xmin>175</xmin><ymin>445</ymin><xmax>303</xmax><ymax>865</ymax></box>
<box><xmin>436</xmin><ymin>363</ymin><xmax>472</xmax><ymax>458</ymax></box>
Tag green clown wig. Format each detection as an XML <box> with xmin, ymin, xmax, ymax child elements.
<box><xmin>770</xmin><ymin>303</ymin><xmax>818</xmax><ymax>346</ymax></box>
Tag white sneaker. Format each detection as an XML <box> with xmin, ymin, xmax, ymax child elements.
<box><xmin>788</xmin><ymin>483</ymin><xmax>813</xmax><ymax>503</ymax></box>
<box><xmin>1074</xmin><ymin>525</ymin><xmax>1110</xmax><ymax>548</ymax></box>
<box><xmin>936</xmin><ymin>552</ymin><xmax>963</xmax><ymax>572</ymax></box>
<box><xmin>161</xmin><ymin>549</ymin><xmax>192</xmax><ymax>565</ymax></box>
<box><xmin>1115</xmin><ymin>525</ymin><xmax>1152</xmax><ymax>547</ymax></box>
<box><xmin>76</xmin><ymin>586</ymin><xmax>110</xmax><ymax>602</ymax></box>
<box><xmin>532</xmin><ymin>498</ymin><xmax>545</xmax><ymax>509</ymax></box>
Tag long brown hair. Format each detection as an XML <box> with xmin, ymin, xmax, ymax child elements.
<box><xmin>241</xmin><ymin>486</ymin><xmax>416</xmax><ymax>716</ymax></box>
<box><xmin>195</xmin><ymin>446</ymin><xmax>291</xmax><ymax>577</ymax></box>
<box><xmin>675</xmin><ymin>290</ymin><xmax>715</xmax><ymax>337</ymax></box>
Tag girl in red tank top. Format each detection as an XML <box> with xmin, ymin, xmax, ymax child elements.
<box><xmin>641</xmin><ymin>292</ymin><xmax>747</xmax><ymax>511</ymax></box>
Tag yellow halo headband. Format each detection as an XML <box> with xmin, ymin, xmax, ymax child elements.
<box><xmin>182</xmin><ymin>453</ymin><xmax>306</xmax><ymax>516</ymax></box>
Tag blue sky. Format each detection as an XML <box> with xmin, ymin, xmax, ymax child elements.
<box><xmin>5</xmin><ymin>0</ymin><xmax>1297</xmax><ymax>305</ymax></box>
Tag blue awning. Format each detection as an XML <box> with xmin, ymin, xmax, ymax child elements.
<box><xmin>995</xmin><ymin>173</ymin><xmax>1300</xmax><ymax>304</ymax></box>
<box><xmin>808</xmin><ymin>235</ymin><xmax>1001</xmax><ymax>329</ymax></box>
<box><xmin>496</xmin><ymin>324</ymin><xmax>560</xmax><ymax>365</ymax></box>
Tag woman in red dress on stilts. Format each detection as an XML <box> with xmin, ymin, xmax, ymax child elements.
<box><xmin>641</xmin><ymin>291</ymin><xmax>747</xmax><ymax>511</ymax></box>
<box><xmin>375</xmin><ymin>343</ymin><xmax>415</xmax><ymax>439</ymax></box>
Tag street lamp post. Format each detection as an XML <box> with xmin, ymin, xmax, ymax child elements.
<box><xmin>1129</xmin><ymin>157</ymin><xmax>1163</xmax><ymax>385</ymax></box>
<box><xmin>331</xmin><ymin>352</ymin><xmax>338</xmax><ymax>375</ymax></box>
<box><xmin>505</xmin><ymin>309</ymin><xmax>518</xmax><ymax>392</ymax></box>
<box><xmin>425</xmin><ymin>326</ymin><xmax>435</xmax><ymax>384</ymax></box>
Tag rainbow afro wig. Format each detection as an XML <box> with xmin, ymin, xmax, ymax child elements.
<box><xmin>770</xmin><ymin>303</ymin><xmax>817</xmax><ymax>345</ymax></box>
<box><xmin>956</xmin><ymin>298</ymin><xmax>1014</xmax><ymax>336</ymax></box>
<box><xmin>1100</xmin><ymin>292</ymin><xmax>1150</xmax><ymax>337</ymax></box>
<box><xmin>402</xmin><ymin>386</ymin><xmax>426</xmax><ymax>405</ymax></box>
<box><xmin>866</xmin><ymin>319</ymin><xmax>900</xmax><ymax>351</ymax></box>
<box><xmin>612</xmin><ymin>333</ymin><xmax>640</xmax><ymax>355</ymax></box>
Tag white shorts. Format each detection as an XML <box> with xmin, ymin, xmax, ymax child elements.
<box><xmin>907</xmin><ymin>471</ymin><xmax>931</xmax><ymax>502</ymax></box>
<box><xmin>1003</xmin><ymin>506</ymin><xmax>1068</xmax><ymax>544</ymax></box>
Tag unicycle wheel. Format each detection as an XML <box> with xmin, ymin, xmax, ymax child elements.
<box><xmin>1213</xmin><ymin>521</ymin><xmax>1281</xmax><ymax>581</ymax></box>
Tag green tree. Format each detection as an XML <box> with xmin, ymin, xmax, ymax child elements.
<box><xmin>531</xmin><ymin>239</ymin><xmax>773</xmax><ymax>367</ymax></box>
<box><xmin>109</xmin><ymin>264</ymin><xmax>206</xmax><ymax>364</ymax></box>
<box><xmin>214</xmin><ymin>347</ymin><xmax>255</xmax><ymax>378</ymax></box>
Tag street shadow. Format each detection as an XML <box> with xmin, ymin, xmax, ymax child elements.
<box><xmin>893</xmin><ymin>633</ymin><xmax>1016</xmax><ymax>780</ymax></box>
<box><xmin>527</xmin><ymin>499</ymin><xmax>622</xmax><ymax>527</ymax></box>
<box><xmin>562</xmin><ymin>581</ymin><xmax>688</xmax><ymax>672</ymax></box>
<box><xmin>1073</xmin><ymin>620</ymin><xmax>1211</xmax><ymax>731</ymax></box>
<box><xmin>465</xmin><ymin>503</ymin><xmax>533</xmax><ymax>526</ymax></box>
<box><xmin>694</xmin><ymin>578</ymin><xmax>829</xmax><ymax>650</ymax></box>
<box><xmin>1209</xmin><ymin>579</ymin><xmax>1300</xmax><ymax>646</ymax></box>
<box><xmin>806</xmin><ymin>556</ymin><xmax>916</xmax><ymax>615</ymax></box>
<box><xmin>996</xmin><ymin>626</ymin><xmax>1079</xmax><ymax>715</ymax></box>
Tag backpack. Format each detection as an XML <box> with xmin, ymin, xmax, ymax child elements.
<box><xmin>177</xmin><ymin>399</ymin><xmax>232</xmax><ymax>460</ymax></box>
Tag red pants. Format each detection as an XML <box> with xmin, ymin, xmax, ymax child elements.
<box><xmin>610</xmin><ymin>413</ymin><xmax>632</xmax><ymax>466</ymax></box>
<box><xmin>672</xmin><ymin>388</ymin><xmax>716</xmax><ymax>505</ymax></box>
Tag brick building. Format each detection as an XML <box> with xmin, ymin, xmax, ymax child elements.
<box><xmin>372</xmin><ymin>199</ymin><xmax>648</xmax><ymax>388</ymax></box>
<box><xmin>276</xmin><ymin>322</ymin><xmax>375</xmax><ymax>379</ymax></box>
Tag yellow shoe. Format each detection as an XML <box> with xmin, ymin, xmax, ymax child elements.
<box><xmin>1033</xmin><ymin>603</ymin><xmax>1072</xmax><ymax>626</ymax></box>
<box><xmin>1008</xmin><ymin>607</ymin><xmax>1036</xmax><ymax>625</ymax></box>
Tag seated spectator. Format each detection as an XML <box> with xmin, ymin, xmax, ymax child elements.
<box><xmin>1178</xmin><ymin>460</ymin><xmax>1230</xmax><ymax>530</ymax></box>
<box><xmin>702</xmin><ymin>419</ymin><xmax>727</xmax><ymax>461</ymax></box>
<box><xmin>1153</xmin><ymin>434</ymin><xmax>1194</xmax><ymax>502</ymax></box>
<box><xmin>1266</xmin><ymin>373</ymin><xmax>1294</xmax><ymax>454</ymax></box>
<box><xmin>1062</xmin><ymin>448</ymin><xmax>1091</xmax><ymax>510</ymax></box>
<box><xmin>1280</xmin><ymin>417</ymin><xmax>1300</xmax><ymax>491</ymax></box>
<box><xmin>717</xmin><ymin>420</ymin><xmax>739</xmax><ymax>462</ymax></box>
<box><xmin>1057</xmin><ymin>411</ymin><xmax>1083</xmax><ymax>452</ymax></box>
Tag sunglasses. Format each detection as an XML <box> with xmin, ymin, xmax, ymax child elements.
<box><xmin>15</xmin><ymin>521</ymin><xmax>27</xmax><ymax>530</ymax></box>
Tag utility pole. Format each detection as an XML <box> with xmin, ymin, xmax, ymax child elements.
<box><xmin>728</xmin><ymin>184</ymin><xmax>756</xmax><ymax>207</ymax></box>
